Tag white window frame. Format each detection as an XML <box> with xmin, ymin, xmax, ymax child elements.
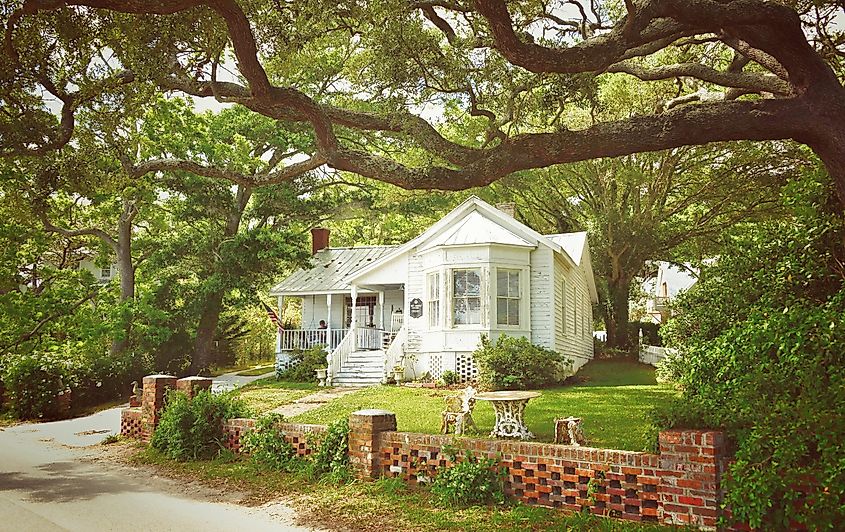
<box><xmin>496</xmin><ymin>268</ymin><xmax>521</xmax><ymax>327</ymax></box>
<box><xmin>451</xmin><ymin>268</ymin><xmax>482</xmax><ymax>326</ymax></box>
<box><xmin>101</xmin><ymin>266</ymin><xmax>111</xmax><ymax>278</ymax></box>
<box><xmin>427</xmin><ymin>271</ymin><xmax>440</xmax><ymax>328</ymax></box>
<box><xmin>572</xmin><ymin>285</ymin><xmax>578</xmax><ymax>335</ymax></box>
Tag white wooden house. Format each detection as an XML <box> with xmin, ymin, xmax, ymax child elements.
<box><xmin>270</xmin><ymin>196</ymin><xmax>598</xmax><ymax>386</ymax></box>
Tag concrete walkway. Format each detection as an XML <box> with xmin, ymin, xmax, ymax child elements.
<box><xmin>212</xmin><ymin>369</ymin><xmax>275</xmax><ymax>393</ymax></box>
<box><xmin>271</xmin><ymin>388</ymin><xmax>360</xmax><ymax>417</ymax></box>
<box><xmin>0</xmin><ymin>409</ymin><xmax>314</xmax><ymax>532</ymax></box>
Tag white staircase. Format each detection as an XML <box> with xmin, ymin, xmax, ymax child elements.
<box><xmin>332</xmin><ymin>349</ymin><xmax>386</xmax><ymax>387</ymax></box>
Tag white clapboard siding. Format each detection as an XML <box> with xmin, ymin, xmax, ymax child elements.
<box><xmin>404</xmin><ymin>251</ymin><xmax>425</xmax><ymax>354</ymax></box>
<box><xmin>553</xmin><ymin>256</ymin><xmax>594</xmax><ymax>371</ymax></box>
<box><xmin>529</xmin><ymin>246</ymin><xmax>555</xmax><ymax>349</ymax></box>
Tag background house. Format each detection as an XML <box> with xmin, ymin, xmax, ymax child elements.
<box><xmin>640</xmin><ymin>261</ymin><xmax>698</xmax><ymax>324</ymax></box>
<box><xmin>270</xmin><ymin>197</ymin><xmax>598</xmax><ymax>386</ymax></box>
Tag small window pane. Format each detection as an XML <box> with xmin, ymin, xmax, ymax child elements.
<box><xmin>496</xmin><ymin>298</ymin><xmax>507</xmax><ymax>324</ymax></box>
<box><xmin>497</xmin><ymin>270</ymin><xmax>508</xmax><ymax>297</ymax></box>
<box><xmin>507</xmin><ymin>300</ymin><xmax>519</xmax><ymax>324</ymax></box>
<box><xmin>508</xmin><ymin>273</ymin><xmax>519</xmax><ymax>297</ymax></box>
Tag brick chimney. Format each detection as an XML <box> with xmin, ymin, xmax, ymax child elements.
<box><xmin>311</xmin><ymin>227</ymin><xmax>330</xmax><ymax>255</ymax></box>
<box><xmin>496</xmin><ymin>202</ymin><xmax>516</xmax><ymax>218</ymax></box>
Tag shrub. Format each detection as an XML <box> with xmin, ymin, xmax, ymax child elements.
<box><xmin>2</xmin><ymin>349</ymin><xmax>74</xmax><ymax>419</ymax></box>
<box><xmin>306</xmin><ymin>418</ymin><xmax>351</xmax><ymax>482</ymax></box>
<box><xmin>473</xmin><ymin>335</ymin><xmax>571</xmax><ymax>390</ymax></box>
<box><xmin>240</xmin><ymin>413</ymin><xmax>298</xmax><ymax>471</ymax></box>
<box><xmin>151</xmin><ymin>390</ymin><xmax>250</xmax><ymax>460</ymax></box>
<box><xmin>652</xmin><ymin>174</ymin><xmax>845</xmax><ymax>529</ymax></box>
<box><xmin>431</xmin><ymin>448</ymin><xmax>505</xmax><ymax>507</ymax></box>
<box><xmin>277</xmin><ymin>345</ymin><xmax>327</xmax><ymax>382</ymax></box>
<box><xmin>440</xmin><ymin>370</ymin><xmax>460</xmax><ymax>385</ymax></box>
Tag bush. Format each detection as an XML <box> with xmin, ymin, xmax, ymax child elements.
<box><xmin>305</xmin><ymin>418</ymin><xmax>351</xmax><ymax>482</ymax></box>
<box><xmin>652</xmin><ymin>174</ymin><xmax>845</xmax><ymax>529</ymax></box>
<box><xmin>431</xmin><ymin>448</ymin><xmax>505</xmax><ymax>507</ymax></box>
<box><xmin>440</xmin><ymin>370</ymin><xmax>460</xmax><ymax>385</ymax></box>
<box><xmin>151</xmin><ymin>390</ymin><xmax>250</xmax><ymax>460</ymax></box>
<box><xmin>240</xmin><ymin>413</ymin><xmax>298</xmax><ymax>471</ymax></box>
<box><xmin>277</xmin><ymin>345</ymin><xmax>327</xmax><ymax>382</ymax></box>
<box><xmin>473</xmin><ymin>335</ymin><xmax>571</xmax><ymax>390</ymax></box>
<box><xmin>2</xmin><ymin>349</ymin><xmax>74</xmax><ymax>419</ymax></box>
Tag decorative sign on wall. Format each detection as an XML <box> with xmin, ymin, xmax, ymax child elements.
<box><xmin>409</xmin><ymin>298</ymin><xmax>423</xmax><ymax>318</ymax></box>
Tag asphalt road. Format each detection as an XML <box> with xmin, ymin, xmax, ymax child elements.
<box><xmin>0</xmin><ymin>408</ymin><xmax>313</xmax><ymax>532</ymax></box>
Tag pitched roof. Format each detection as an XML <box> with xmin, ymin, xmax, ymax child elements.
<box><xmin>419</xmin><ymin>210</ymin><xmax>534</xmax><ymax>250</ymax></box>
<box><xmin>545</xmin><ymin>232</ymin><xmax>588</xmax><ymax>265</ymax></box>
<box><xmin>269</xmin><ymin>246</ymin><xmax>396</xmax><ymax>296</ymax></box>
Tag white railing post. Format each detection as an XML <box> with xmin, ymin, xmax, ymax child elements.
<box><xmin>350</xmin><ymin>285</ymin><xmax>358</xmax><ymax>350</ymax></box>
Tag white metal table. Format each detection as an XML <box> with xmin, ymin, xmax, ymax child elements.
<box><xmin>474</xmin><ymin>391</ymin><xmax>541</xmax><ymax>440</ymax></box>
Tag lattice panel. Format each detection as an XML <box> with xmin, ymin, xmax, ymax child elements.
<box><xmin>275</xmin><ymin>353</ymin><xmax>299</xmax><ymax>373</ymax></box>
<box><xmin>428</xmin><ymin>354</ymin><xmax>443</xmax><ymax>379</ymax></box>
<box><xmin>120</xmin><ymin>409</ymin><xmax>143</xmax><ymax>439</ymax></box>
<box><xmin>455</xmin><ymin>354</ymin><xmax>478</xmax><ymax>383</ymax></box>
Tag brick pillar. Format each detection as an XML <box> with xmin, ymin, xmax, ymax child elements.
<box><xmin>348</xmin><ymin>409</ymin><xmax>397</xmax><ymax>479</ymax></box>
<box><xmin>140</xmin><ymin>374</ymin><xmax>177</xmax><ymax>440</ymax></box>
<box><xmin>176</xmin><ymin>376</ymin><xmax>213</xmax><ymax>399</ymax></box>
<box><xmin>658</xmin><ymin>429</ymin><xmax>725</xmax><ymax>530</ymax></box>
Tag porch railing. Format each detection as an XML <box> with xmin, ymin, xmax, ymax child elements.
<box><xmin>327</xmin><ymin>328</ymin><xmax>356</xmax><ymax>385</ymax></box>
<box><xmin>383</xmin><ymin>325</ymin><xmax>407</xmax><ymax>383</ymax></box>
<box><xmin>278</xmin><ymin>328</ymin><xmax>346</xmax><ymax>352</ymax></box>
<box><xmin>390</xmin><ymin>313</ymin><xmax>404</xmax><ymax>332</ymax></box>
<box><xmin>355</xmin><ymin>327</ymin><xmax>383</xmax><ymax>351</ymax></box>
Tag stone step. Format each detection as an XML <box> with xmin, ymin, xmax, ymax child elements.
<box><xmin>336</xmin><ymin>370</ymin><xmax>384</xmax><ymax>378</ymax></box>
<box><xmin>331</xmin><ymin>378</ymin><xmax>383</xmax><ymax>387</ymax></box>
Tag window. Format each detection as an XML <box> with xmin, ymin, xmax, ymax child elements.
<box><xmin>496</xmin><ymin>269</ymin><xmax>520</xmax><ymax>326</ymax></box>
<box><xmin>572</xmin><ymin>285</ymin><xmax>578</xmax><ymax>335</ymax></box>
<box><xmin>583</xmin><ymin>294</ymin><xmax>590</xmax><ymax>337</ymax></box>
<box><xmin>560</xmin><ymin>279</ymin><xmax>567</xmax><ymax>335</ymax></box>
<box><xmin>452</xmin><ymin>269</ymin><xmax>481</xmax><ymax>325</ymax></box>
<box><xmin>101</xmin><ymin>266</ymin><xmax>111</xmax><ymax>278</ymax></box>
<box><xmin>345</xmin><ymin>295</ymin><xmax>377</xmax><ymax>327</ymax></box>
<box><xmin>427</xmin><ymin>272</ymin><xmax>440</xmax><ymax>327</ymax></box>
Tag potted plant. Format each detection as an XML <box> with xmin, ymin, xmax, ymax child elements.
<box><xmin>392</xmin><ymin>365</ymin><xmax>405</xmax><ymax>383</ymax></box>
<box><xmin>315</xmin><ymin>367</ymin><xmax>328</xmax><ymax>387</ymax></box>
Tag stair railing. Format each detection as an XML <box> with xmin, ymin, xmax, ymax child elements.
<box><xmin>327</xmin><ymin>328</ymin><xmax>355</xmax><ymax>386</ymax></box>
<box><xmin>383</xmin><ymin>325</ymin><xmax>407</xmax><ymax>383</ymax></box>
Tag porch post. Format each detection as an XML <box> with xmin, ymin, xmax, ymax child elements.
<box><xmin>276</xmin><ymin>295</ymin><xmax>283</xmax><ymax>353</ymax></box>
<box><xmin>350</xmin><ymin>285</ymin><xmax>358</xmax><ymax>349</ymax></box>
<box><xmin>378</xmin><ymin>291</ymin><xmax>385</xmax><ymax>330</ymax></box>
<box><xmin>326</xmin><ymin>293</ymin><xmax>333</xmax><ymax>350</ymax></box>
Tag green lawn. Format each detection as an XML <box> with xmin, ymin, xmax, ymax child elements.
<box><xmin>234</xmin><ymin>378</ymin><xmax>318</xmax><ymax>414</ymax></box>
<box><xmin>293</xmin><ymin>360</ymin><xmax>675</xmax><ymax>451</ymax></box>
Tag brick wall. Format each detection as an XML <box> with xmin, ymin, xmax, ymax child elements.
<box><xmin>222</xmin><ymin>418</ymin><xmax>326</xmax><ymax>456</ymax></box>
<box><xmin>120</xmin><ymin>408</ymin><xmax>143</xmax><ymax>439</ymax></box>
<box><xmin>372</xmin><ymin>419</ymin><xmax>725</xmax><ymax>529</ymax></box>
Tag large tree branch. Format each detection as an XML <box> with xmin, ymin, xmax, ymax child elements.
<box><xmin>127</xmin><ymin>154</ymin><xmax>327</xmax><ymax>186</ymax></box>
<box><xmin>606</xmin><ymin>61</ymin><xmax>792</xmax><ymax>96</ymax></box>
<box><xmin>41</xmin><ymin>215</ymin><xmax>119</xmax><ymax>253</ymax></box>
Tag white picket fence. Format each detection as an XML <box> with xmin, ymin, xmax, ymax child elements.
<box><xmin>639</xmin><ymin>345</ymin><xmax>675</xmax><ymax>366</ymax></box>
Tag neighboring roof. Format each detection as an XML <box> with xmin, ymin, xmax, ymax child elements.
<box><xmin>545</xmin><ymin>232</ymin><xmax>588</xmax><ymax>265</ymax></box>
<box><xmin>269</xmin><ymin>246</ymin><xmax>396</xmax><ymax>296</ymax></box>
<box><xmin>419</xmin><ymin>210</ymin><xmax>533</xmax><ymax>251</ymax></box>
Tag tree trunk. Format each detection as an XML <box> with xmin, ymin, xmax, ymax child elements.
<box><xmin>604</xmin><ymin>276</ymin><xmax>633</xmax><ymax>351</ymax></box>
<box><xmin>191</xmin><ymin>185</ymin><xmax>252</xmax><ymax>373</ymax></box>
<box><xmin>110</xmin><ymin>200</ymin><xmax>138</xmax><ymax>356</ymax></box>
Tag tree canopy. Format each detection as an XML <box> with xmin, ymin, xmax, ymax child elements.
<box><xmin>3</xmin><ymin>0</ymin><xmax>845</xmax><ymax>208</ymax></box>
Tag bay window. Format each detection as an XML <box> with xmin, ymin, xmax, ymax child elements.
<box><xmin>452</xmin><ymin>268</ymin><xmax>481</xmax><ymax>325</ymax></box>
<box><xmin>496</xmin><ymin>269</ymin><xmax>520</xmax><ymax>326</ymax></box>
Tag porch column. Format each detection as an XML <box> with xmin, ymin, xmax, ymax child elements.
<box><xmin>378</xmin><ymin>291</ymin><xmax>385</xmax><ymax>330</ymax></box>
<box><xmin>350</xmin><ymin>285</ymin><xmax>358</xmax><ymax>349</ymax></box>
<box><xmin>276</xmin><ymin>295</ymin><xmax>284</xmax><ymax>353</ymax></box>
<box><xmin>326</xmin><ymin>293</ymin><xmax>333</xmax><ymax>351</ymax></box>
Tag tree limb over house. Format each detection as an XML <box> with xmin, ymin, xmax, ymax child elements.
<box><xmin>4</xmin><ymin>0</ymin><xmax>845</xmax><ymax>207</ymax></box>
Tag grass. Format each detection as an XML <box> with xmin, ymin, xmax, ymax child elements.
<box><xmin>292</xmin><ymin>360</ymin><xmax>675</xmax><ymax>451</ymax></box>
<box><xmin>233</xmin><ymin>377</ymin><xmax>318</xmax><ymax>414</ymax></box>
<box><xmin>235</xmin><ymin>365</ymin><xmax>276</xmax><ymax>376</ymax></box>
<box><xmin>129</xmin><ymin>445</ymin><xmax>670</xmax><ymax>531</ymax></box>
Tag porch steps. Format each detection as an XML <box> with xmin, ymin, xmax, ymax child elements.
<box><xmin>332</xmin><ymin>350</ymin><xmax>385</xmax><ymax>387</ymax></box>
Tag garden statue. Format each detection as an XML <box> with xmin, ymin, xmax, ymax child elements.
<box><xmin>554</xmin><ymin>417</ymin><xmax>586</xmax><ymax>446</ymax></box>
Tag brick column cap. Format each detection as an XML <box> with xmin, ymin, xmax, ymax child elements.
<box><xmin>177</xmin><ymin>376</ymin><xmax>213</xmax><ymax>382</ymax></box>
<box><xmin>144</xmin><ymin>374</ymin><xmax>177</xmax><ymax>380</ymax></box>
<box><xmin>351</xmin><ymin>409</ymin><xmax>394</xmax><ymax>416</ymax></box>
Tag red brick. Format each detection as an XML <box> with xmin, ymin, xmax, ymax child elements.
<box><xmin>678</xmin><ymin>495</ymin><xmax>705</xmax><ymax>506</ymax></box>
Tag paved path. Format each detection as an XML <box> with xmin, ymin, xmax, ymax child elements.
<box><xmin>0</xmin><ymin>409</ymin><xmax>313</xmax><ymax>532</ymax></box>
<box><xmin>271</xmin><ymin>388</ymin><xmax>360</xmax><ymax>417</ymax></box>
<box><xmin>212</xmin><ymin>369</ymin><xmax>275</xmax><ymax>393</ymax></box>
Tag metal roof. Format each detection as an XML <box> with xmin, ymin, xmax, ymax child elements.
<box><xmin>269</xmin><ymin>246</ymin><xmax>397</xmax><ymax>296</ymax></box>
